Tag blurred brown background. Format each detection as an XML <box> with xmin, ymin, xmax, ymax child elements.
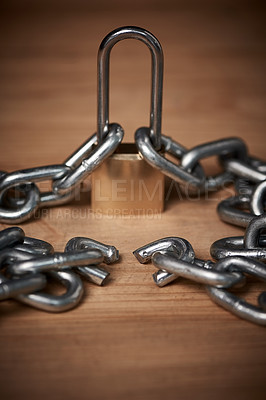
<box><xmin>0</xmin><ymin>1</ymin><xmax>266</xmax><ymax>400</ymax></box>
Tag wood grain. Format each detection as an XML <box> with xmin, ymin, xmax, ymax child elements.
<box><xmin>0</xmin><ymin>2</ymin><xmax>266</xmax><ymax>400</ymax></box>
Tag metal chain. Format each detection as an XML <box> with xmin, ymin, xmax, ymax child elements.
<box><xmin>134</xmin><ymin>214</ymin><xmax>266</xmax><ymax>325</ymax></box>
<box><xmin>0</xmin><ymin>26</ymin><xmax>265</xmax><ymax>324</ymax></box>
<box><xmin>0</xmin><ymin>227</ymin><xmax>119</xmax><ymax>312</ymax></box>
<box><xmin>0</xmin><ymin>123</ymin><xmax>124</xmax><ymax>224</ymax></box>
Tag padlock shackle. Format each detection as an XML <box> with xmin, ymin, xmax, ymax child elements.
<box><xmin>97</xmin><ymin>26</ymin><xmax>163</xmax><ymax>150</ymax></box>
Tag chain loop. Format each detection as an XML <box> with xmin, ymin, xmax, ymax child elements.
<box><xmin>53</xmin><ymin>123</ymin><xmax>123</xmax><ymax>195</ymax></box>
<box><xmin>206</xmin><ymin>257</ymin><xmax>266</xmax><ymax>326</ymax></box>
<box><xmin>16</xmin><ymin>271</ymin><xmax>85</xmax><ymax>313</ymax></box>
<box><xmin>0</xmin><ymin>183</ymin><xmax>40</xmax><ymax>224</ymax></box>
<box><xmin>181</xmin><ymin>137</ymin><xmax>248</xmax><ymax>189</ymax></box>
<box><xmin>133</xmin><ymin>237</ymin><xmax>195</xmax><ymax>287</ymax></box>
<box><xmin>211</xmin><ymin>215</ymin><xmax>266</xmax><ymax>260</ymax></box>
<box><xmin>217</xmin><ymin>195</ymin><xmax>256</xmax><ymax>228</ymax></box>
<box><xmin>223</xmin><ymin>158</ymin><xmax>266</xmax><ymax>183</ymax></box>
<box><xmin>210</xmin><ymin>235</ymin><xmax>266</xmax><ymax>261</ymax></box>
<box><xmin>65</xmin><ymin>237</ymin><xmax>119</xmax><ymax>285</ymax></box>
<box><xmin>135</xmin><ymin>128</ymin><xmax>206</xmax><ymax>190</ymax></box>
<box><xmin>7</xmin><ymin>249</ymin><xmax>104</xmax><ymax>276</ymax></box>
<box><xmin>151</xmin><ymin>252</ymin><xmax>244</xmax><ymax>288</ymax></box>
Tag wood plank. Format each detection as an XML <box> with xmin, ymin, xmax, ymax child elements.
<box><xmin>0</xmin><ymin>2</ymin><xmax>266</xmax><ymax>400</ymax></box>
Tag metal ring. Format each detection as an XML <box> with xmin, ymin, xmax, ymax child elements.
<box><xmin>3</xmin><ymin>185</ymin><xmax>76</xmax><ymax>209</ymax></box>
<box><xmin>0</xmin><ymin>165</ymin><xmax>70</xmax><ymax>224</ymax></box>
<box><xmin>65</xmin><ymin>237</ymin><xmax>119</xmax><ymax>286</ymax></box>
<box><xmin>135</xmin><ymin>127</ymin><xmax>206</xmax><ymax>190</ymax></box>
<box><xmin>14</xmin><ymin>237</ymin><xmax>54</xmax><ymax>256</ymax></box>
<box><xmin>210</xmin><ymin>234</ymin><xmax>266</xmax><ymax>261</ymax></box>
<box><xmin>0</xmin><ymin>183</ymin><xmax>40</xmax><ymax>224</ymax></box>
<box><xmin>133</xmin><ymin>236</ymin><xmax>196</xmax><ymax>287</ymax></box>
<box><xmin>0</xmin><ymin>165</ymin><xmax>69</xmax><ymax>194</ymax></box>
<box><xmin>217</xmin><ymin>195</ymin><xmax>255</xmax><ymax>228</ymax></box>
<box><xmin>224</xmin><ymin>158</ymin><xmax>266</xmax><ymax>183</ymax></box>
<box><xmin>206</xmin><ymin>257</ymin><xmax>266</xmax><ymax>325</ymax></box>
<box><xmin>65</xmin><ymin>237</ymin><xmax>119</xmax><ymax>264</ymax></box>
<box><xmin>98</xmin><ymin>26</ymin><xmax>163</xmax><ymax>150</ymax></box>
<box><xmin>53</xmin><ymin>123</ymin><xmax>124</xmax><ymax>195</ymax></box>
<box><xmin>133</xmin><ymin>236</ymin><xmax>195</xmax><ymax>263</ymax></box>
<box><xmin>180</xmin><ymin>138</ymin><xmax>248</xmax><ymax>190</ymax></box>
<box><xmin>15</xmin><ymin>270</ymin><xmax>84</xmax><ymax>313</ymax></box>
<box><xmin>152</xmin><ymin>252</ymin><xmax>244</xmax><ymax>289</ymax></box>
<box><xmin>7</xmin><ymin>249</ymin><xmax>104</xmax><ymax>275</ymax></box>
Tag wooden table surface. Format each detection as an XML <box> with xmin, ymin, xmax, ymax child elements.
<box><xmin>0</xmin><ymin>2</ymin><xmax>265</xmax><ymax>399</ymax></box>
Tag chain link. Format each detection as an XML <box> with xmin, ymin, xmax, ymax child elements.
<box><xmin>0</xmin><ymin>227</ymin><xmax>119</xmax><ymax>312</ymax></box>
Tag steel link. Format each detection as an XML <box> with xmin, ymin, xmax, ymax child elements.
<box><xmin>180</xmin><ymin>137</ymin><xmax>248</xmax><ymax>189</ymax></box>
<box><xmin>135</xmin><ymin>127</ymin><xmax>206</xmax><ymax>190</ymax></box>
<box><xmin>152</xmin><ymin>252</ymin><xmax>245</xmax><ymax>288</ymax></box>
<box><xmin>0</xmin><ymin>183</ymin><xmax>40</xmax><ymax>224</ymax></box>
<box><xmin>13</xmin><ymin>270</ymin><xmax>84</xmax><ymax>313</ymax></box>
<box><xmin>65</xmin><ymin>237</ymin><xmax>119</xmax><ymax>286</ymax></box>
<box><xmin>224</xmin><ymin>158</ymin><xmax>266</xmax><ymax>183</ymax></box>
<box><xmin>0</xmin><ymin>165</ymin><xmax>70</xmax><ymax>193</ymax></box>
<box><xmin>133</xmin><ymin>237</ymin><xmax>195</xmax><ymax>287</ymax></box>
<box><xmin>53</xmin><ymin>123</ymin><xmax>124</xmax><ymax>195</ymax></box>
<box><xmin>135</xmin><ymin>129</ymin><xmax>249</xmax><ymax>191</ymax></box>
<box><xmin>0</xmin><ymin>165</ymin><xmax>71</xmax><ymax>224</ymax></box>
<box><xmin>206</xmin><ymin>257</ymin><xmax>266</xmax><ymax>326</ymax></box>
<box><xmin>210</xmin><ymin>235</ymin><xmax>266</xmax><ymax>261</ymax></box>
<box><xmin>14</xmin><ymin>237</ymin><xmax>54</xmax><ymax>256</ymax></box>
<box><xmin>7</xmin><ymin>249</ymin><xmax>104</xmax><ymax>276</ymax></box>
<box><xmin>217</xmin><ymin>195</ymin><xmax>256</xmax><ymax>228</ymax></box>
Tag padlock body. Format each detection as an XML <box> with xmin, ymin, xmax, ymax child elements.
<box><xmin>91</xmin><ymin>143</ymin><xmax>164</xmax><ymax>215</ymax></box>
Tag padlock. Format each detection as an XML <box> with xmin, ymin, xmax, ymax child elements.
<box><xmin>91</xmin><ymin>26</ymin><xmax>165</xmax><ymax>216</ymax></box>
